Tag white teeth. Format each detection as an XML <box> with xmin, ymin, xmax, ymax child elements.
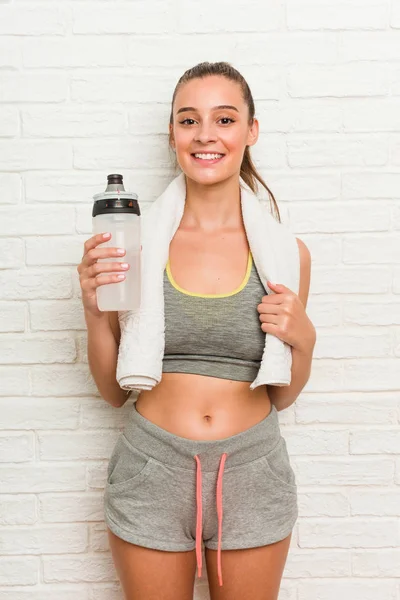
<box><xmin>194</xmin><ymin>153</ymin><xmax>223</xmax><ymax>160</ymax></box>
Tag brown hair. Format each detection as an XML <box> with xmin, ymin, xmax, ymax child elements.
<box><xmin>168</xmin><ymin>61</ymin><xmax>281</xmax><ymax>222</ymax></box>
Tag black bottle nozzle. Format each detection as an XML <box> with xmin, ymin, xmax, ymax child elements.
<box><xmin>106</xmin><ymin>173</ymin><xmax>125</xmax><ymax>192</ymax></box>
<box><xmin>92</xmin><ymin>173</ymin><xmax>140</xmax><ymax>217</ymax></box>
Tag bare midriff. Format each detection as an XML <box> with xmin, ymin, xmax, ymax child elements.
<box><xmin>134</xmin><ymin>225</ymin><xmax>273</xmax><ymax>442</ymax></box>
<box><xmin>135</xmin><ymin>375</ymin><xmax>272</xmax><ymax>441</ymax></box>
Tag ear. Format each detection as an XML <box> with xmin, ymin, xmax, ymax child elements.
<box><xmin>247</xmin><ymin>117</ymin><xmax>259</xmax><ymax>148</ymax></box>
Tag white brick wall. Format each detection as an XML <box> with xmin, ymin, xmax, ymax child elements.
<box><xmin>1</xmin><ymin>0</ymin><xmax>399</xmax><ymax>598</ymax></box>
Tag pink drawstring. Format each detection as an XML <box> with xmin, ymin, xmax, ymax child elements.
<box><xmin>194</xmin><ymin>455</ymin><xmax>203</xmax><ymax>579</ymax></box>
<box><xmin>216</xmin><ymin>453</ymin><xmax>228</xmax><ymax>586</ymax></box>
<box><xmin>194</xmin><ymin>453</ymin><xmax>228</xmax><ymax>587</ymax></box>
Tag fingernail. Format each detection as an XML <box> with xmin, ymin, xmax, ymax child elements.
<box><xmin>103</xmin><ymin>233</ymin><xmax>111</xmax><ymax>238</ymax></box>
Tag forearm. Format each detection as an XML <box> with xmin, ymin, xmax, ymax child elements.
<box><xmin>267</xmin><ymin>340</ymin><xmax>315</xmax><ymax>411</ymax></box>
<box><xmin>85</xmin><ymin>311</ymin><xmax>130</xmax><ymax>408</ymax></box>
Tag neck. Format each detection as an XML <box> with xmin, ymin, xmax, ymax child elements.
<box><xmin>181</xmin><ymin>173</ymin><xmax>243</xmax><ymax>233</ymax></box>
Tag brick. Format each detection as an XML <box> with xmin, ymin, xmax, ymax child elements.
<box><xmin>350</xmin><ymin>430</ymin><xmax>400</xmax><ymax>454</ymax></box>
<box><xmin>298</xmin><ymin>518</ymin><xmax>398</xmax><ymax>547</ymax></box>
<box><xmin>0</xmin><ymin>5</ymin><xmax>69</xmax><ymax>35</ymax></box>
<box><xmin>39</xmin><ymin>492</ymin><xmax>104</xmax><ymax>523</ymax></box>
<box><xmin>0</xmin><ymin>72</ymin><xmax>68</xmax><ymax>103</ymax></box>
<box><xmin>298</xmin><ymin>579</ymin><xmax>397</xmax><ymax>600</ymax></box>
<box><xmin>0</xmin><ymin>173</ymin><xmax>21</xmax><ymax>204</ymax></box>
<box><xmin>73</xmin><ymin>138</ymin><xmax>168</xmax><ymax>170</ymax></box>
<box><xmin>0</xmin><ymin>140</ymin><xmax>72</xmax><ymax>170</ymax></box>
<box><xmin>22</xmin><ymin>107</ymin><xmax>126</xmax><ymax>138</ymax></box>
<box><xmin>287</xmin><ymin>1</ymin><xmax>387</xmax><ymax>30</ymax></box>
<box><xmin>177</xmin><ymin>0</ymin><xmax>282</xmax><ymax>33</ymax></box>
<box><xmin>71</xmin><ymin>71</ymin><xmax>174</xmax><ymax>103</ymax></box>
<box><xmin>0</xmin><ymin>335</ymin><xmax>76</xmax><ymax>364</ymax></box>
<box><xmin>73</xmin><ymin>3</ymin><xmax>174</xmax><ymax>34</ymax></box>
<box><xmin>31</xmin><ymin>365</ymin><xmax>99</xmax><ymax>397</ymax></box>
<box><xmin>0</xmin><ymin>367</ymin><xmax>30</xmax><ymax>396</ymax></box>
<box><xmin>313</xmin><ymin>330</ymin><xmax>391</xmax><ymax>359</ymax></box>
<box><xmin>0</xmin><ymin>495</ymin><xmax>36</xmax><ymax>526</ymax></box>
<box><xmin>310</xmin><ymin>265</ymin><xmax>390</xmax><ymax>293</ymax></box>
<box><xmin>0</xmin><ymin>238</ymin><xmax>24</xmax><ymax>269</ymax></box>
<box><xmin>0</xmin><ymin>557</ymin><xmax>38</xmax><ymax>586</ymax></box>
<box><xmin>0</xmin><ymin>397</ymin><xmax>80</xmax><ymax>429</ymax></box>
<box><xmin>26</xmin><ymin>237</ymin><xmax>86</xmax><ymax>267</ymax></box>
<box><xmin>0</xmin><ymin>524</ymin><xmax>88</xmax><ymax>554</ymax></box>
<box><xmin>25</xmin><ymin>171</ymin><xmax>105</xmax><ymax>203</ymax></box>
<box><xmin>352</xmin><ymin>549</ymin><xmax>400</xmax><ymax>576</ymax></box>
<box><xmin>0</xmin><ymin>591</ymin><xmax>89</xmax><ymax>600</ymax></box>
<box><xmin>343</xmin><ymin>171</ymin><xmax>400</xmax><ymax>198</ymax></box>
<box><xmin>284</xmin><ymin>549</ymin><xmax>350</xmax><ymax>577</ymax></box>
<box><xmin>0</xmin><ymin>270</ymin><xmax>72</xmax><ymax>300</ymax></box>
<box><xmin>0</xmin><ymin>206</ymin><xmax>74</xmax><ymax>235</ymax></box>
<box><xmin>0</xmin><ymin>106</ymin><xmax>19</xmax><ymax>137</ymax></box>
<box><xmin>0</xmin><ymin>464</ymin><xmax>86</xmax><ymax>493</ymax></box>
<box><xmin>43</xmin><ymin>555</ymin><xmax>116</xmax><ymax>583</ymax></box>
<box><xmin>343</xmin><ymin>234</ymin><xmax>400</xmax><ymax>263</ymax></box>
<box><xmin>287</xmin><ymin>134</ymin><xmax>388</xmax><ymax>167</ymax></box>
<box><xmin>343</xmin><ymin>299</ymin><xmax>400</xmax><ymax>325</ymax></box>
<box><xmin>38</xmin><ymin>430</ymin><xmax>118</xmax><ymax>460</ymax></box>
<box><xmin>30</xmin><ymin>300</ymin><xmax>86</xmax><ymax>331</ymax></box>
<box><xmin>23</xmin><ymin>36</ymin><xmax>125</xmax><ymax>68</ymax></box>
<box><xmin>296</xmin><ymin>456</ymin><xmax>394</xmax><ymax>486</ymax></box>
<box><xmin>350</xmin><ymin>489</ymin><xmax>400</xmax><ymax>516</ymax></box>
<box><xmin>0</xmin><ymin>37</ymin><xmax>21</xmax><ymax>68</ymax></box>
<box><xmin>295</xmin><ymin>394</ymin><xmax>399</xmax><ymax>424</ymax></box>
<box><xmin>0</xmin><ymin>432</ymin><xmax>34</xmax><ymax>462</ymax></box>
<box><xmin>298</xmin><ymin>491</ymin><xmax>349</xmax><ymax>517</ymax></box>
<box><xmin>343</xmin><ymin>358</ymin><xmax>399</xmax><ymax>390</ymax></box>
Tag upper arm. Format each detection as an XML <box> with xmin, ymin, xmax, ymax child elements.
<box><xmin>108</xmin><ymin>311</ymin><xmax>121</xmax><ymax>346</ymax></box>
<box><xmin>296</xmin><ymin>237</ymin><xmax>311</xmax><ymax>310</ymax></box>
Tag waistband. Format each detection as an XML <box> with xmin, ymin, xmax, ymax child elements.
<box><xmin>123</xmin><ymin>402</ymin><xmax>281</xmax><ymax>472</ymax></box>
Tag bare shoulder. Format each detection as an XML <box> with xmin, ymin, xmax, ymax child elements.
<box><xmin>295</xmin><ymin>237</ymin><xmax>312</xmax><ymax>309</ymax></box>
<box><xmin>108</xmin><ymin>311</ymin><xmax>121</xmax><ymax>345</ymax></box>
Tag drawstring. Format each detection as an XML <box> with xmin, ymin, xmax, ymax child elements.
<box><xmin>216</xmin><ymin>452</ymin><xmax>228</xmax><ymax>585</ymax></box>
<box><xmin>194</xmin><ymin>452</ymin><xmax>228</xmax><ymax>587</ymax></box>
<box><xmin>194</xmin><ymin>455</ymin><xmax>203</xmax><ymax>578</ymax></box>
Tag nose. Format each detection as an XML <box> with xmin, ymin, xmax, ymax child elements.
<box><xmin>194</xmin><ymin>121</ymin><xmax>218</xmax><ymax>144</ymax></box>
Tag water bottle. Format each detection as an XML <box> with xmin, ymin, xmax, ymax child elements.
<box><xmin>92</xmin><ymin>174</ymin><xmax>141</xmax><ymax>311</ymax></box>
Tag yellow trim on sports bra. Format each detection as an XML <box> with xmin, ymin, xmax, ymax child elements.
<box><xmin>166</xmin><ymin>251</ymin><xmax>253</xmax><ymax>298</ymax></box>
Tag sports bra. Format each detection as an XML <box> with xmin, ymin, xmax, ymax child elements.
<box><xmin>162</xmin><ymin>251</ymin><xmax>267</xmax><ymax>382</ymax></box>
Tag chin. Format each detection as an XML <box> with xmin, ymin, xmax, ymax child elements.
<box><xmin>185</xmin><ymin>172</ymin><xmax>230</xmax><ymax>187</ymax></box>
<box><xmin>181</xmin><ymin>164</ymin><xmax>235</xmax><ymax>183</ymax></box>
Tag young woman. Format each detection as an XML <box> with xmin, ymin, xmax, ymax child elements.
<box><xmin>78</xmin><ymin>61</ymin><xmax>316</xmax><ymax>600</ymax></box>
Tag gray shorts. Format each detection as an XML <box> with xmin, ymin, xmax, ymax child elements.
<box><xmin>103</xmin><ymin>402</ymin><xmax>298</xmax><ymax>588</ymax></box>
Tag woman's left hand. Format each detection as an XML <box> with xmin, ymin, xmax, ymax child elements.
<box><xmin>257</xmin><ymin>280</ymin><xmax>316</xmax><ymax>354</ymax></box>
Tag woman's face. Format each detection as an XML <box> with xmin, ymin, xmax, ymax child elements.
<box><xmin>169</xmin><ymin>76</ymin><xmax>258</xmax><ymax>184</ymax></box>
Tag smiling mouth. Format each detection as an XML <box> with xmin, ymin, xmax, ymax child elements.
<box><xmin>190</xmin><ymin>154</ymin><xmax>226</xmax><ymax>164</ymax></box>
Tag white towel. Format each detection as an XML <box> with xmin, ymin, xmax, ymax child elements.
<box><xmin>116</xmin><ymin>171</ymin><xmax>300</xmax><ymax>395</ymax></box>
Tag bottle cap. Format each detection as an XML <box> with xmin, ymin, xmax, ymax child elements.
<box><xmin>92</xmin><ymin>174</ymin><xmax>140</xmax><ymax>217</ymax></box>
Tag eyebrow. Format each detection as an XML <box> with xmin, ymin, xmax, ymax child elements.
<box><xmin>176</xmin><ymin>105</ymin><xmax>239</xmax><ymax>115</ymax></box>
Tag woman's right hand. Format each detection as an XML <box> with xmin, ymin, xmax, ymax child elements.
<box><xmin>77</xmin><ymin>232</ymin><xmax>130</xmax><ymax>319</ymax></box>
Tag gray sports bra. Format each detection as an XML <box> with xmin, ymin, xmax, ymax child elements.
<box><xmin>162</xmin><ymin>251</ymin><xmax>267</xmax><ymax>382</ymax></box>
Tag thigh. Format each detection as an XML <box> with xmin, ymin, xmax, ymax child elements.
<box><xmin>107</xmin><ymin>527</ymin><xmax>198</xmax><ymax>600</ymax></box>
<box><xmin>205</xmin><ymin>532</ymin><xmax>292</xmax><ymax>600</ymax></box>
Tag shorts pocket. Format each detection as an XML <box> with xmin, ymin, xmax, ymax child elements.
<box><xmin>261</xmin><ymin>436</ymin><xmax>297</xmax><ymax>493</ymax></box>
<box><xmin>106</xmin><ymin>433</ymin><xmax>153</xmax><ymax>493</ymax></box>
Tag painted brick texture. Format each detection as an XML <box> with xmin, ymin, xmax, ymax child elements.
<box><xmin>1</xmin><ymin>0</ymin><xmax>399</xmax><ymax>598</ymax></box>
